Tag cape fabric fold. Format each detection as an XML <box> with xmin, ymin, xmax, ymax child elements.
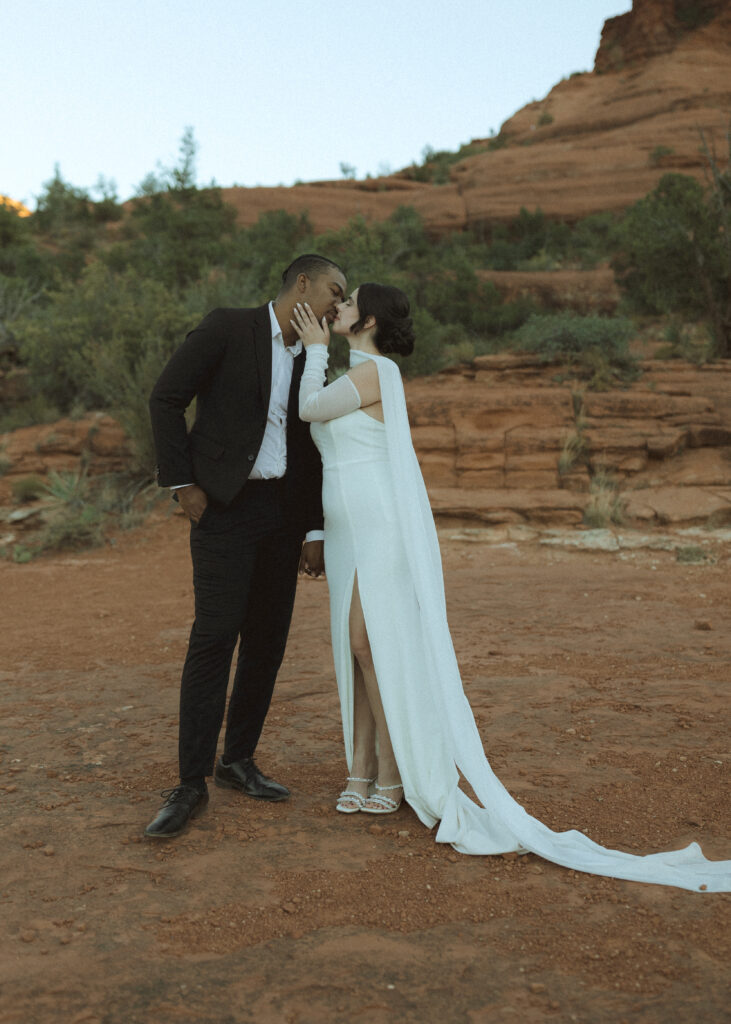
<box><xmin>365</xmin><ymin>350</ymin><xmax>729</xmax><ymax>893</ymax></box>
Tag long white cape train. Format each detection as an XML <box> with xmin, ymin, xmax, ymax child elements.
<box><xmin>365</xmin><ymin>350</ymin><xmax>730</xmax><ymax>893</ymax></box>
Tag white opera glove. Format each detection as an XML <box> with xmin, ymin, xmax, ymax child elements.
<box><xmin>299</xmin><ymin>344</ymin><xmax>362</xmax><ymax>423</ymax></box>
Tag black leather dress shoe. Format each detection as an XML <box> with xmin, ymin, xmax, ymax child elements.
<box><xmin>214</xmin><ymin>757</ymin><xmax>290</xmax><ymax>801</ymax></box>
<box><xmin>144</xmin><ymin>784</ymin><xmax>209</xmax><ymax>838</ymax></box>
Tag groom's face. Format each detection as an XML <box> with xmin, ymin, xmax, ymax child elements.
<box><xmin>303</xmin><ymin>269</ymin><xmax>347</xmax><ymax>325</ymax></box>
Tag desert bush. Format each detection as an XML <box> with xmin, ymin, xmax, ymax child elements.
<box><xmin>484</xmin><ymin>208</ymin><xmax>568</xmax><ymax>270</ymax></box>
<box><xmin>471</xmin><ymin>208</ymin><xmax>620</xmax><ymax>271</ymax></box>
<box><xmin>16</xmin><ymin>263</ymin><xmax>194</xmax><ymax>473</ymax></box>
<box><xmin>511</xmin><ymin>312</ymin><xmax>638</xmax><ymax>388</ymax></box>
<box><xmin>654</xmin><ymin>320</ymin><xmax>713</xmax><ymax>364</ymax></box>
<box><xmin>35</xmin><ymin>469</ymin><xmax>106</xmax><ymax>551</ymax></box>
<box><xmin>31</xmin><ymin>165</ymin><xmax>105</xmax><ymax>281</ymax></box>
<box><xmin>0</xmin><ymin>275</ymin><xmax>43</xmax><ymax>327</ymax></box>
<box><xmin>566</xmin><ymin>212</ymin><xmax>621</xmax><ymax>268</ymax></box>
<box><xmin>0</xmin><ymin>275</ymin><xmax>44</xmax><ymax>363</ymax></box>
<box><xmin>487</xmin><ymin>134</ymin><xmax>508</xmax><ymax>151</ymax></box>
<box><xmin>33</xmin><ymin>165</ymin><xmax>94</xmax><ymax>235</ymax></box>
<box><xmin>106</xmin><ymin>186</ymin><xmax>237</xmax><ymax>291</ymax></box>
<box><xmin>103</xmin><ymin>129</ymin><xmax>238</xmax><ymax>291</ymax></box>
<box><xmin>315</xmin><ymin>207</ymin><xmax>429</xmax><ymax>283</ymax></box>
<box><xmin>583</xmin><ymin>470</ymin><xmax>624</xmax><ymax>527</ymax></box>
<box><xmin>403</xmin><ymin>141</ymin><xmax>490</xmax><ymax>184</ymax></box>
<box><xmin>0</xmin><ymin>394</ymin><xmax>62</xmax><ymax>434</ymax></box>
<box><xmin>675</xmin><ymin>544</ymin><xmax>712</xmax><ymax>564</ymax></box>
<box><xmin>233</xmin><ymin>209</ymin><xmax>314</xmax><ymax>299</ymax></box>
<box><xmin>317</xmin><ymin>209</ymin><xmax>538</xmax><ymax>339</ymax></box>
<box><xmin>558</xmin><ymin>428</ymin><xmax>588</xmax><ymax>476</ymax></box>
<box><xmin>0</xmin><ymin>205</ymin><xmax>52</xmax><ymax>287</ymax></box>
<box><xmin>11</xmin><ymin>475</ymin><xmax>46</xmax><ymax>503</ymax></box>
<box><xmin>12</xmin><ymin>470</ymin><xmax>160</xmax><ymax>558</ymax></box>
<box><xmin>398</xmin><ymin>308</ymin><xmax>454</xmax><ymax>377</ymax></box>
<box><xmin>615</xmin><ymin>163</ymin><xmax>730</xmax><ymax>356</ymax></box>
<box><xmin>649</xmin><ymin>145</ymin><xmax>675</xmax><ymax>167</ymax></box>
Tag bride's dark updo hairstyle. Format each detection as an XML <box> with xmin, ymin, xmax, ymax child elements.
<box><xmin>351</xmin><ymin>283</ymin><xmax>415</xmax><ymax>356</ymax></box>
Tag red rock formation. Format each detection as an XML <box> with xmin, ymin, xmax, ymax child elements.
<box><xmin>595</xmin><ymin>0</ymin><xmax>726</xmax><ymax>72</ymax></box>
<box><xmin>0</xmin><ymin>414</ymin><xmax>131</xmax><ymax>504</ymax></box>
<box><xmin>404</xmin><ymin>356</ymin><xmax>731</xmax><ymax>527</ymax></box>
<box><xmin>221</xmin><ymin>1</ymin><xmax>730</xmax><ymax>233</ymax></box>
<box><xmin>2</xmin><ymin>362</ymin><xmax>728</xmax><ymax>529</ymax></box>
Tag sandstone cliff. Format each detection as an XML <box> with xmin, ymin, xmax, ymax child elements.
<box><xmin>221</xmin><ymin>0</ymin><xmax>730</xmax><ymax>234</ymax></box>
<box><xmin>406</xmin><ymin>355</ymin><xmax>731</xmax><ymax>528</ymax></box>
<box><xmin>2</xmin><ymin>359</ymin><xmax>729</xmax><ymax>533</ymax></box>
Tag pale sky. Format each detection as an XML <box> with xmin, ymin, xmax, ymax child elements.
<box><xmin>4</xmin><ymin>0</ymin><xmax>632</xmax><ymax>208</ymax></box>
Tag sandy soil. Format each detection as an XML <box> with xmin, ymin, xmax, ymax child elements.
<box><xmin>0</xmin><ymin>509</ymin><xmax>729</xmax><ymax>1024</ymax></box>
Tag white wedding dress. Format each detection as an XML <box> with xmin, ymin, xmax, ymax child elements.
<box><xmin>301</xmin><ymin>347</ymin><xmax>730</xmax><ymax>893</ymax></box>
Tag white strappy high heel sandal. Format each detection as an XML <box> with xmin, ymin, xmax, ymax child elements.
<box><xmin>336</xmin><ymin>776</ymin><xmax>376</xmax><ymax>814</ymax></box>
<box><xmin>362</xmin><ymin>782</ymin><xmax>403</xmax><ymax>815</ymax></box>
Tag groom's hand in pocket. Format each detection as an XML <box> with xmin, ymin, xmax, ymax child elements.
<box><xmin>299</xmin><ymin>540</ymin><xmax>325</xmax><ymax>578</ymax></box>
<box><xmin>177</xmin><ymin>484</ymin><xmax>208</xmax><ymax>525</ymax></box>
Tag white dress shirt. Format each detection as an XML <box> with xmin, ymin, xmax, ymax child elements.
<box><xmin>249</xmin><ymin>302</ymin><xmax>302</xmax><ymax>478</ymax></box>
<box><xmin>173</xmin><ymin>302</ymin><xmax>323</xmax><ymax>543</ymax></box>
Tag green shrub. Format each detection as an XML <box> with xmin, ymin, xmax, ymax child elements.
<box><xmin>614</xmin><ymin>169</ymin><xmax>730</xmax><ymax>355</ymax></box>
<box><xmin>566</xmin><ymin>212</ymin><xmax>622</xmax><ymax>268</ymax></box>
<box><xmin>649</xmin><ymin>145</ymin><xmax>674</xmax><ymax>167</ymax></box>
<box><xmin>511</xmin><ymin>313</ymin><xmax>638</xmax><ymax>388</ymax></box>
<box><xmin>107</xmin><ymin>186</ymin><xmax>238</xmax><ymax>291</ymax></box>
<box><xmin>0</xmin><ymin>206</ymin><xmax>52</xmax><ymax>287</ymax></box>
<box><xmin>35</xmin><ymin>469</ymin><xmax>105</xmax><ymax>551</ymax></box>
<box><xmin>654</xmin><ymin>320</ymin><xmax>712</xmax><ymax>364</ymax></box>
<box><xmin>675</xmin><ymin>544</ymin><xmax>712</xmax><ymax>564</ymax></box>
<box><xmin>402</xmin><ymin>141</ymin><xmax>490</xmax><ymax>184</ymax></box>
<box><xmin>11</xmin><ymin>475</ymin><xmax>46</xmax><ymax>502</ymax></box>
<box><xmin>16</xmin><ymin>263</ymin><xmax>194</xmax><ymax>474</ymax></box>
<box><xmin>0</xmin><ymin>394</ymin><xmax>61</xmax><ymax>433</ymax></box>
<box><xmin>233</xmin><ymin>209</ymin><xmax>314</xmax><ymax>299</ymax></box>
<box><xmin>20</xmin><ymin>470</ymin><xmax>158</xmax><ymax>556</ymax></box>
<box><xmin>398</xmin><ymin>308</ymin><xmax>453</xmax><ymax>377</ymax></box>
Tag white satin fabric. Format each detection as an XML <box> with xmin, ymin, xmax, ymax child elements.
<box><xmin>306</xmin><ymin>348</ymin><xmax>730</xmax><ymax>892</ymax></box>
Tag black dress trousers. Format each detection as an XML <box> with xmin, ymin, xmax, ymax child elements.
<box><xmin>177</xmin><ymin>478</ymin><xmax>303</xmax><ymax>784</ymax></box>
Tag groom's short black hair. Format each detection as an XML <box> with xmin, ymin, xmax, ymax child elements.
<box><xmin>280</xmin><ymin>253</ymin><xmax>345</xmax><ymax>290</ymax></box>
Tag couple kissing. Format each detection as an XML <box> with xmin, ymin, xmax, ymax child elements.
<box><xmin>145</xmin><ymin>253</ymin><xmax>729</xmax><ymax>894</ymax></box>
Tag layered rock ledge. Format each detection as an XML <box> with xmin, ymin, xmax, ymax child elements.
<box><xmin>2</xmin><ymin>359</ymin><xmax>729</xmax><ymax>534</ymax></box>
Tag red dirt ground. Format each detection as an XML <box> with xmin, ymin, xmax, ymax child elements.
<box><xmin>0</xmin><ymin>509</ymin><xmax>729</xmax><ymax>1024</ymax></box>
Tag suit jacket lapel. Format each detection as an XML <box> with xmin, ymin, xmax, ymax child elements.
<box><xmin>252</xmin><ymin>304</ymin><xmax>273</xmax><ymax>405</ymax></box>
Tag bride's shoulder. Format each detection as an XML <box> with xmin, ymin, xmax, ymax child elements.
<box><xmin>347</xmin><ymin>358</ymin><xmax>380</xmax><ymax>385</ymax></box>
<box><xmin>346</xmin><ymin>357</ymin><xmax>382</xmax><ymax>404</ymax></box>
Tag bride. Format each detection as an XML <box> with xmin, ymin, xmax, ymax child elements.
<box><xmin>291</xmin><ymin>285</ymin><xmax>730</xmax><ymax>893</ymax></box>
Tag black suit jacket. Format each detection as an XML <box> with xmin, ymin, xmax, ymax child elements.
<box><xmin>149</xmin><ymin>304</ymin><xmax>323</xmax><ymax>535</ymax></box>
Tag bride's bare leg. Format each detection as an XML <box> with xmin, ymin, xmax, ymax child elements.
<box><xmin>348</xmin><ymin>576</ymin><xmax>403</xmax><ymax>806</ymax></box>
<box><xmin>337</xmin><ymin>660</ymin><xmax>377</xmax><ymax>809</ymax></box>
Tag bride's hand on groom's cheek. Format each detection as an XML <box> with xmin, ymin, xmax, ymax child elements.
<box><xmin>291</xmin><ymin>302</ymin><xmax>330</xmax><ymax>347</ymax></box>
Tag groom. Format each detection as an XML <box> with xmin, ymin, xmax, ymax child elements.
<box><xmin>145</xmin><ymin>253</ymin><xmax>346</xmax><ymax>838</ymax></box>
